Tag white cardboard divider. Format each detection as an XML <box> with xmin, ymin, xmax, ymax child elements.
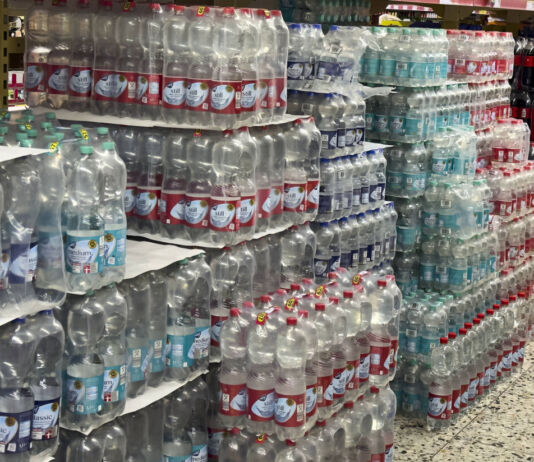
<box><xmin>0</xmin><ymin>146</ymin><xmax>48</xmax><ymax>163</ymax></box>
<box><xmin>0</xmin><ymin>298</ymin><xmax>57</xmax><ymax>327</ymax></box>
<box><xmin>127</xmin><ymin>223</ymin><xmax>292</xmax><ymax>249</ymax></box>
<box><xmin>363</xmin><ymin>141</ymin><xmax>391</xmax><ymax>151</ymax></box>
<box><xmin>60</xmin><ymin>368</ymin><xmax>208</xmax><ymax>436</ymax></box>
<box><xmin>33</xmin><ymin>107</ymin><xmax>303</xmax><ymax>131</ymax></box>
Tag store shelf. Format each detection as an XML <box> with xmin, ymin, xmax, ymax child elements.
<box><xmin>0</xmin><ymin>298</ymin><xmax>58</xmax><ymax>327</ymax></box>
<box><xmin>61</xmin><ymin>367</ymin><xmax>208</xmax><ymax>436</ymax></box>
<box><xmin>0</xmin><ymin>146</ymin><xmax>48</xmax><ymax>162</ymax></box>
<box><xmin>32</xmin><ymin>107</ymin><xmax>303</xmax><ymax>131</ymax></box>
<box><xmin>127</xmin><ymin>223</ymin><xmax>293</xmax><ymax>249</ymax></box>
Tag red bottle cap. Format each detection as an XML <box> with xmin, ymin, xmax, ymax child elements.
<box><xmin>315</xmin><ymin>303</ymin><xmax>325</xmax><ymax>311</ymax></box>
<box><xmin>377</xmin><ymin>280</ymin><xmax>387</xmax><ymax>287</ymax></box>
<box><xmin>448</xmin><ymin>332</ymin><xmax>457</xmax><ymax>339</ymax></box>
<box><xmin>473</xmin><ymin>318</ymin><xmax>481</xmax><ymax>325</ymax></box>
<box><xmin>329</xmin><ymin>297</ymin><xmax>339</xmax><ymax>304</ymax></box>
<box><xmin>287</xmin><ymin>317</ymin><xmax>297</xmax><ymax>326</ymax></box>
<box><xmin>343</xmin><ymin>291</ymin><xmax>354</xmax><ymax>298</ymax></box>
<box><xmin>229</xmin><ymin>308</ymin><xmax>240</xmax><ymax>317</ymax></box>
<box><xmin>440</xmin><ymin>337</ymin><xmax>448</xmax><ymax>344</ymax></box>
<box><xmin>459</xmin><ymin>328</ymin><xmax>467</xmax><ymax>335</ymax></box>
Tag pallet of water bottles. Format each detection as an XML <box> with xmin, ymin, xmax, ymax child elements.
<box><xmin>25</xmin><ymin>1</ymin><xmax>290</xmax><ymax>130</ymax></box>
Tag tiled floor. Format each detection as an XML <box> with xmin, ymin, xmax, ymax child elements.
<box><xmin>395</xmin><ymin>345</ymin><xmax>534</xmax><ymax>461</ymax></box>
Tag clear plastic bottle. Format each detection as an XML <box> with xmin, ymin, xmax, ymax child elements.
<box><xmin>147</xmin><ymin>271</ymin><xmax>167</xmax><ymax>387</ymax></box>
<box><xmin>426</xmin><ymin>337</ymin><xmax>452</xmax><ymax>431</ymax></box>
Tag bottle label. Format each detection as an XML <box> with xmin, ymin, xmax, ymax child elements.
<box><xmin>237</xmin><ymin>79</ymin><xmax>257</xmax><ymax>113</ymax></box>
<box><xmin>493</xmin><ymin>199</ymin><xmax>513</xmax><ymax>217</ymax></box>
<box><xmin>361</xmin><ymin>186</ymin><xmax>370</xmax><ymax>204</ymax></box>
<box><xmin>370</xmin><ymin>453</ymin><xmax>385</xmax><ymax>462</ymax></box>
<box><xmin>283</xmin><ymin>182</ymin><xmax>307</xmax><ymax>212</ymax></box>
<box><xmin>69</xmin><ymin>66</ymin><xmax>92</xmax><ymax>97</ymax></box>
<box><xmin>219</xmin><ymin>382</ymin><xmax>247</xmax><ymax>416</ymax></box>
<box><xmin>306</xmin><ymin>179</ymin><xmax>319</xmax><ymax>211</ymax></box>
<box><xmin>247</xmin><ymin>387</ymin><xmax>275</xmax><ymax>422</ymax></box>
<box><xmin>287</xmin><ymin>61</ymin><xmax>305</xmax><ymax>80</ymax></box>
<box><xmin>345</xmin><ymin>128</ymin><xmax>356</xmax><ymax>147</ymax></box>
<box><xmin>451</xmin><ymin>388</ymin><xmax>461</xmax><ymax>414</ymax></box>
<box><xmin>102</xmin><ymin>364</ymin><xmax>126</xmax><ymax>404</ymax></box>
<box><xmin>208</xmin><ymin>428</ymin><xmax>224</xmax><ymax>460</ymax></box>
<box><xmin>408</xmin><ymin>62</ymin><xmax>426</xmax><ymax>80</ymax></box>
<box><xmin>237</xmin><ymin>195</ymin><xmax>255</xmax><ymax>228</ymax></box>
<box><xmin>379</xmin><ymin>59</ymin><xmax>395</xmax><ymax>77</ymax></box>
<box><xmin>460</xmin><ymin>383</ymin><xmax>468</xmax><ymax>408</ymax></box>
<box><xmin>420</xmin><ymin>263</ymin><xmax>435</xmax><ymax>283</ymax></box>
<box><xmin>340</xmin><ymin>251</ymin><xmax>352</xmax><ymax>269</ymax></box>
<box><xmin>0</xmin><ymin>248</ymin><xmax>9</xmax><ymax>289</ymax></box>
<box><xmin>492</xmin><ymin>147</ymin><xmax>521</xmax><ymax>163</ymax></box>
<box><xmin>419</xmin><ymin>337</ymin><xmax>438</xmax><ymax>355</ymax></box>
<box><xmin>345</xmin><ymin>360</ymin><xmax>359</xmax><ymax>390</ymax></box>
<box><xmin>404</xmin><ymin>172</ymin><xmax>426</xmax><ymax>192</ymax></box>
<box><xmin>448</xmin><ymin>267</ymin><xmax>467</xmax><ymax>287</ymax></box>
<box><xmin>26</xmin><ymin>62</ymin><xmax>47</xmax><ymax>92</ymax></box>
<box><xmin>0</xmin><ymin>409</ymin><xmax>32</xmax><ymax>454</ymax></box>
<box><xmin>92</xmin><ymin>69</ymin><xmax>119</xmax><ymax>101</ymax></box>
<box><xmin>337</xmin><ymin>129</ymin><xmax>346</xmax><ymax>148</ymax></box>
<box><xmin>257</xmin><ymin>79</ymin><xmax>276</xmax><ymax>109</ymax></box>
<box><xmin>135</xmin><ymin>187</ymin><xmax>161</xmax><ymax>221</ymax></box>
<box><xmin>395</xmin><ymin>61</ymin><xmax>409</xmax><ymax>78</ymax></box>
<box><xmin>150</xmin><ymin>338</ymin><xmax>166</xmax><ymax>374</ymax></box>
<box><xmin>192</xmin><ymin>325</ymin><xmax>210</xmax><ymax>360</ymax></box>
<box><xmin>314</xmin><ymin>256</ymin><xmax>330</xmax><ymax>279</ymax></box>
<box><xmin>467</xmin><ymin>377</ymin><xmax>479</xmax><ymax>400</ymax></box>
<box><xmin>320</xmin><ymin>130</ymin><xmax>338</xmax><ymax>151</ymax></box>
<box><xmin>8</xmin><ymin>241</ymin><xmax>36</xmax><ymax>284</ymax></box>
<box><xmin>138</xmin><ymin>73</ymin><xmax>161</xmax><ymax>106</ymax></box>
<box><xmin>31</xmin><ymin>397</ymin><xmax>60</xmax><ymax>441</ymax></box>
<box><xmin>103</xmin><ymin>227</ymin><xmax>126</xmax><ymax>268</ymax></box>
<box><xmin>210</xmin><ymin>80</ymin><xmax>241</xmax><ymax>114</ymax></box>
<box><xmin>385</xmin><ymin>443</ymin><xmax>394</xmax><ymax>462</ymax></box>
<box><xmin>162</xmin><ymin>77</ymin><xmax>187</xmax><ymax>109</ymax></box>
<box><xmin>319</xmin><ymin>187</ymin><xmax>333</xmax><ymax>214</ymax></box>
<box><xmin>270</xmin><ymin>186</ymin><xmax>283</xmax><ymax>216</ymax></box>
<box><xmin>65</xmin><ymin>373</ymin><xmax>103</xmax><ymax>415</ymax></box>
<box><xmin>274</xmin><ymin>392</ymin><xmax>305</xmax><ymax>427</ymax></box>
<box><xmin>305</xmin><ymin>383</ymin><xmax>317</xmax><ymax>418</ymax></box>
<box><xmin>210</xmin><ymin>314</ymin><xmax>227</xmax><ymax>347</ymax></box>
<box><xmin>465</xmin><ymin>59</ymin><xmax>481</xmax><ymax>75</ymax></box>
<box><xmin>317</xmin><ymin>374</ymin><xmax>334</xmax><ymax>407</ymax></box>
<box><xmin>160</xmin><ymin>190</ymin><xmax>186</xmax><ymax>225</ymax></box>
<box><xmin>369</xmin><ymin>344</ymin><xmax>390</xmax><ymax>376</ymax></box>
<box><xmin>358</xmin><ymin>351</ymin><xmax>370</xmax><ymax>382</ymax></box>
<box><xmin>47</xmin><ymin>64</ymin><xmax>70</xmax><ymax>95</ymax></box>
<box><xmin>166</xmin><ymin>333</ymin><xmax>195</xmax><ymax>368</ymax></box>
<box><xmin>125</xmin><ymin>184</ymin><xmax>137</xmax><ymax>216</ymax></box>
<box><xmin>115</xmin><ymin>71</ymin><xmax>137</xmax><ymax>104</ymax></box>
<box><xmin>186</xmin><ymin>79</ymin><xmax>210</xmax><ymax>111</ymax></box>
<box><xmin>65</xmin><ymin>233</ymin><xmax>103</xmax><ymax>275</ymax></box>
<box><xmin>209</xmin><ymin>197</ymin><xmax>240</xmax><ymax>232</ymax></box>
<box><xmin>192</xmin><ymin>444</ymin><xmax>207</xmax><ymax>462</ymax></box>
<box><xmin>185</xmin><ymin>194</ymin><xmax>210</xmax><ymax>229</ymax></box>
<box><xmin>257</xmin><ymin>188</ymin><xmax>272</xmax><ymax>219</ymax></box>
<box><xmin>332</xmin><ymin>366</ymin><xmax>346</xmax><ymax>399</ymax></box>
<box><xmin>427</xmin><ymin>392</ymin><xmax>450</xmax><ymax>420</ymax></box>
<box><xmin>374</xmin><ymin>115</ymin><xmax>388</xmax><ymax>133</ymax></box>
<box><xmin>128</xmin><ymin>345</ymin><xmax>149</xmax><ymax>382</ymax></box>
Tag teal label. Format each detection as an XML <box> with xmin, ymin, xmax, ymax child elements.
<box><xmin>193</xmin><ymin>326</ymin><xmax>210</xmax><ymax>360</ymax></box>
<box><xmin>128</xmin><ymin>346</ymin><xmax>149</xmax><ymax>382</ymax></box>
<box><xmin>192</xmin><ymin>443</ymin><xmax>207</xmax><ymax>462</ymax></box>
<box><xmin>363</xmin><ymin>57</ymin><xmax>379</xmax><ymax>76</ymax></box>
<box><xmin>409</xmin><ymin>62</ymin><xmax>426</xmax><ymax>80</ymax></box>
<box><xmin>427</xmin><ymin>63</ymin><xmax>437</xmax><ymax>80</ymax></box>
<box><xmin>379</xmin><ymin>59</ymin><xmax>395</xmax><ymax>77</ymax></box>
<box><xmin>65</xmin><ymin>232</ymin><xmax>103</xmax><ymax>274</ymax></box>
<box><xmin>420</xmin><ymin>263</ymin><xmax>435</xmax><ymax>282</ymax></box>
<box><xmin>387</xmin><ymin>171</ymin><xmax>403</xmax><ymax>192</ymax></box>
<box><xmin>431</xmin><ymin>158</ymin><xmax>449</xmax><ymax>175</ymax></box>
<box><xmin>467</xmin><ymin>265</ymin><xmax>473</xmax><ymax>285</ymax></box>
<box><xmin>103</xmin><ymin>364</ymin><xmax>126</xmax><ymax>403</ymax></box>
<box><xmin>488</xmin><ymin>256</ymin><xmax>496</xmax><ymax>274</ymax></box>
<box><xmin>402</xmin><ymin>391</ymin><xmax>420</xmax><ymax>412</ymax></box>
<box><xmin>436</xmin><ymin>265</ymin><xmax>448</xmax><ymax>284</ymax></box>
<box><xmin>422</xmin><ymin>211</ymin><xmax>437</xmax><ymax>230</ymax></box>
<box><xmin>461</xmin><ymin>111</ymin><xmax>470</xmax><ymax>125</ymax></box>
<box><xmin>439</xmin><ymin>213</ymin><xmax>459</xmax><ymax>232</ymax></box>
<box><xmin>405</xmin><ymin>118</ymin><xmax>422</xmax><ymax>137</ymax></box>
<box><xmin>420</xmin><ymin>336</ymin><xmax>438</xmax><ymax>355</ymax></box>
<box><xmin>395</xmin><ymin>61</ymin><xmax>409</xmax><ymax>78</ymax></box>
<box><xmin>104</xmin><ymin>227</ymin><xmax>126</xmax><ymax>267</ymax></box>
<box><xmin>449</xmin><ymin>267</ymin><xmax>467</xmax><ymax>287</ymax></box>
<box><xmin>389</xmin><ymin>116</ymin><xmax>404</xmax><ymax>134</ymax></box>
<box><xmin>406</xmin><ymin>335</ymin><xmax>419</xmax><ymax>354</ymax></box>
<box><xmin>65</xmin><ymin>373</ymin><xmax>103</xmax><ymax>415</ymax></box>
<box><xmin>397</xmin><ymin>226</ymin><xmax>417</xmax><ymax>248</ymax></box>
<box><xmin>166</xmin><ymin>334</ymin><xmax>195</xmax><ymax>368</ymax></box>
<box><xmin>374</xmin><ymin>115</ymin><xmax>388</xmax><ymax>133</ymax></box>
<box><xmin>436</xmin><ymin>114</ymin><xmax>448</xmax><ymax>131</ymax></box>
<box><xmin>150</xmin><ymin>338</ymin><xmax>166</xmax><ymax>374</ymax></box>
<box><xmin>404</xmin><ymin>172</ymin><xmax>426</xmax><ymax>192</ymax></box>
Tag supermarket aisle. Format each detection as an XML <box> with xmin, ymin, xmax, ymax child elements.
<box><xmin>395</xmin><ymin>345</ymin><xmax>534</xmax><ymax>461</ymax></box>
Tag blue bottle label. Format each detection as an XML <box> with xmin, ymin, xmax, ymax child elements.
<box><xmin>369</xmin><ymin>184</ymin><xmax>379</xmax><ymax>203</ymax></box>
<box><xmin>104</xmin><ymin>227</ymin><xmax>126</xmax><ymax>267</ymax></box>
<box><xmin>436</xmin><ymin>265</ymin><xmax>448</xmax><ymax>284</ymax></box>
<box><xmin>128</xmin><ymin>345</ymin><xmax>149</xmax><ymax>382</ymax></box>
<box><xmin>320</xmin><ymin>130</ymin><xmax>338</xmax><ymax>151</ymax></box>
<box><xmin>32</xmin><ymin>396</ymin><xmax>60</xmax><ymax>442</ymax></box>
<box><xmin>422</xmin><ymin>211</ymin><xmax>437</xmax><ymax>230</ymax></box>
<box><xmin>366</xmin><ymin>244</ymin><xmax>374</xmax><ymax>263</ymax></box>
<box><xmin>361</xmin><ymin>186</ymin><xmax>370</xmax><ymax>205</ymax></box>
<box><xmin>387</xmin><ymin>171</ymin><xmax>403</xmax><ymax>191</ymax></box>
<box><xmin>402</xmin><ymin>391</ymin><xmax>420</xmax><ymax>412</ymax></box>
<box><xmin>9</xmin><ymin>241</ymin><xmax>38</xmax><ymax>284</ymax></box>
<box><xmin>406</xmin><ymin>334</ymin><xmax>419</xmax><ymax>354</ymax></box>
<box><xmin>319</xmin><ymin>191</ymin><xmax>333</xmax><ymax>214</ymax></box>
<box><xmin>330</xmin><ymin>254</ymin><xmax>340</xmax><ymax>272</ymax></box>
<box><xmin>467</xmin><ymin>265</ymin><xmax>473</xmax><ymax>285</ymax></box>
<box><xmin>365</xmin><ymin>113</ymin><xmax>374</xmax><ymax>129</ymax></box>
<box><xmin>287</xmin><ymin>60</ymin><xmax>305</xmax><ymax>80</ymax></box>
<box><xmin>379</xmin><ymin>182</ymin><xmax>386</xmax><ymax>201</ymax></box>
<box><xmin>66</xmin><ymin>232</ymin><xmax>103</xmax><ymax>274</ymax></box>
<box><xmin>438</xmin><ymin>213</ymin><xmax>460</xmax><ymax>232</ymax></box>
<box><xmin>333</xmin><ymin>192</ymin><xmax>343</xmax><ymax>213</ymax></box>
<box><xmin>356</xmin><ymin>127</ymin><xmax>365</xmax><ymax>146</ymax></box>
<box><xmin>103</xmin><ymin>364</ymin><xmax>126</xmax><ymax>403</ymax></box>
<box><xmin>337</xmin><ymin>128</ymin><xmax>346</xmax><ymax>149</ymax></box>
<box><xmin>431</xmin><ymin>158</ymin><xmax>449</xmax><ymax>175</ymax></box>
<box><xmin>373</xmin><ymin>115</ymin><xmax>388</xmax><ymax>133</ymax></box>
<box><xmin>65</xmin><ymin>373</ymin><xmax>104</xmax><ymax>415</ymax></box>
<box><xmin>314</xmin><ymin>257</ymin><xmax>330</xmax><ymax>279</ymax></box>
<box><xmin>193</xmin><ymin>326</ymin><xmax>210</xmax><ymax>360</ymax></box>
<box><xmin>150</xmin><ymin>338</ymin><xmax>166</xmax><ymax>374</ymax></box>
<box><xmin>317</xmin><ymin>61</ymin><xmax>341</xmax><ymax>80</ymax></box>
<box><xmin>358</xmin><ymin>247</ymin><xmax>366</xmax><ymax>266</ymax></box>
<box><xmin>0</xmin><ymin>409</ymin><xmax>33</xmax><ymax>454</ymax></box>
<box><xmin>340</xmin><ymin>251</ymin><xmax>352</xmax><ymax>269</ymax></box>
<box><xmin>166</xmin><ymin>333</ymin><xmax>195</xmax><ymax>368</ymax></box>
<box><xmin>345</xmin><ymin>128</ymin><xmax>356</xmax><ymax>147</ymax></box>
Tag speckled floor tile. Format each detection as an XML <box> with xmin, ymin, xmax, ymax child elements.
<box><xmin>395</xmin><ymin>345</ymin><xmax>534</xmax><ymax>461</ymax></box>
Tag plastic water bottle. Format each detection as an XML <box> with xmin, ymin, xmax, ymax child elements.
<box><xmin>236</xmin><ymin>127</ymin><xmax>258</xmax><ymax>242</ymax></box>
<box><xmin>96</xmin><ymin>284</ymin><xmax>127</xmax><ymax>421</ymax></box>
<box><xmin>64</xmin><ymin>146</ymin><xmax>104</xmax><ymax>293</ymax></box>
<box><xmin>163</xmin><ymin>390</ymin><xmax>192</xmax><ymax>462</ymax></box>
<box><xmin>274</xmin><ymin>439</ymin><xmax>306</xmax><ymax>462</ymax></box>
<box><xmin>62</xmin><ymin>293</ymin><xmax>105</xmax><ymax>433</ymax></box>
<box><xmin>284</xmin><ymin>120</ymin><xmax>309</xmax><ymax>225</ymax></box>
<box><xmin>93</xmin><ymin>421</ymin><xmax>127</xmax><ymax>462</ymax></box>
<box><xmin>147</xmin><ymin>271</ymin><xmax>168</xmax><ymax>387</ymax></box>
<box><xmin>253</xmin><ymin>127</ymin><xmax>274</xmax><ymax>233</ymax></box>
<box><xmin>144</xmin><ymin>400</ymin><xmax>164</xmax><ymax>462</ymax></box>
<box><xmin>29</xmin><ymin>311</ymin><xmax>64</xmax><ymax>458</ymax></box>
<box><xmin>426</xmin><ymin>337</ymin><xmax>452</xmax><ymax>431</ymax></box>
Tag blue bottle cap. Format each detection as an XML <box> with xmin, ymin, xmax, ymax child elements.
<box><xmin>320</xmin><ymin>222</ymin><xmax>330</xmax><ymax>227</ymax></box>
<box><xmin>290</xmin><ymin>23</ymin><xmax>301</xmax><ymax>30</ymax></box>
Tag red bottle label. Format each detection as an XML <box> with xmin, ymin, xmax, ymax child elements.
<box><xmin>275</xmin><ymin>76</ymin><xmax>287</xmax><ymax>108</ymax></box>
<box><xmin>219</xmin><ymin>382</ymin><xmax>247</xmax><ymax>416</ymax></box>
<box><xmin>512</xmin><ymin>344</ymin><xmax>519</xmax><ymax>366</ymax></box>
<box><xmin>92</xmin><ymin>69</ymin><xmax>117</xmax><ymax>101</ymax></box>
<box><xmin>523</xmin><ymin>55</ymin><xmax>534</xmax><ymax>67</ymax></box>
<box><xmin>370</xmin><ymin>453</ymin><xmax>385</xmax><ymax>462</ymax></box>
<box><xmin>476</xmin><ymin>371</ymin><xmax>484</xmax><ymax>396</ymax></box>
<box><xmin>258</xmin><ymin>78</ymin><xmax>276</xmax><ymax>109</ymax></box>
<box><xmin>210</xmin><ymin>314</ymin><xmax>227</xmax><ymax>347</ymax></box>
<box><xmin>345</xmin><ymin>359</ymin><xmax>359</xmax><ymax>391</ymax></box>
<box><xmin>162</xmin><ymin>76</ymin><xmax>187</xmax><ymax>109</ymax></box>
<box><xmin>451</xmin><ymin>388</ymin><xmax>461</xmax><ymax>414</ymax></box>
<box><xmin>283</xmin><ymin>182</ymin><xmax>307</xmax><ymax>212</ymax></box>
<box><xmin>460</xmin><ymin>383</ymin><xmax>468</xmax><ymax>409</ymax></box>
<box><xmin>332</xmin><ymin>366</ymin><xmax>346</xmax><ymax>399</ymax></box>
<box><xmin>125</xmin><ymin>184</ymin><xmax>137</xmax><ymax>217</ymax></box>
<box><xmin>390</xmin><ymin>338</ymin><xmax>399</xmax><ymax>371</ymax></box>
<box><xmin>186</xmin><ymin>79</ymin><xmax>210</xmax><ymax>112</ymax></box>
<box><xmin>306</xmin><ymin>179</ymin><xmax>319</xmax><ymax>211</ymax></box>
<box><xmin>241</xmin><ymin>79</ymin><xmax>258</xmax><ymax>112</ymax></box>
<box><xmin>184</xmin><ymin>194</ymin><xmax>210</xmax><ymax>229</ymax></box>
<box><xmin>427</xmin><ymin>392</ymin><xmax>450</xmax><ymax>420</ymax></box>
<box><xmin>369</xmin><ymin>344</ymin><xmax>390</xmax><ymax>376</ymax></box>
<box><xmin>116</xmin><ymin>71</ymin><xmax>138</xmax><ymax>104</ymax></box>
<box><xmin>274</xmin><ymin>392</ymin><xmax>305</xmax><ymax>427</ymax></box>
<box><xmin>47</xmin><ymin>64</ymin><xmax>70</xmax><ymax>95</ymax></box>
<box><xmin>316</xmin><ymin>374</ymin><xmax>334</xmax><ymax>407</ymax></box>
<box><xmin>247</xmin><ymin>387</ymin><xmax>275</xmax><ymax>422</ymax></box>
<box><xmin>257</xmin><ymin>188</ymin><xmax>272</xmax><ymax>219</ymax></box>
<box><xmin>135</xmin><ymin>187</ymin><xmax>161</xmax><ymax>221</ymax></box>
<box><xmin>270</xmin><ymin>185</ymin><xmax>283</xmax><ymax>216</ymax></box>
<box><xmin>209</xmin><ymin>197</ymin><xmax>240</xmax><ymax>232</ymax></box>
<box><xmin>210</xmin><ymin>80</ymin><xmax>241</xmax><ymax>114</ymax></box>
<box><xmin>239</xmin><ymin>195</ymin><xmax>256</xmax><ymax>228</ymax></box>
<box><xmin>454</xmin><ymin>58</ymin><xmax>466</xmax><ymax>74</ymax></box>
<box><xmin>138</xmin><ymin>72</ymin><xmax>162</xmax><ymax>106</ymax></box>
<box><xmin>26</xmin><ymin>62</ymin><xmax>47</xmax><ymax>92</ymax></box>
<box><xmin>68</xmin><ymin>66</ymin><xmax>92</xmax><ymax>97</ymax></box>
<box><xmin>519</xmin><ymin>340</ymin><xmax>526</xmax><ymax>363</ymax></box>
<box><xmin>160</xmin><ymin>190</ymin><xmax>185</xmax><ymax>225</ymax></box>
<box><xmin>493</xmin><ymin>199</ymin><xmax>513</xmax><ymax>217</ymax></box>
<box><xmin>305</xmin><ymin>383</ymin><xmax>317</xmax><ymax>418</ymax></box>
<box><xmin>465</xmin><ymin>60</ymin><xmax>481</xmax><ymax>75</ymax></box>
